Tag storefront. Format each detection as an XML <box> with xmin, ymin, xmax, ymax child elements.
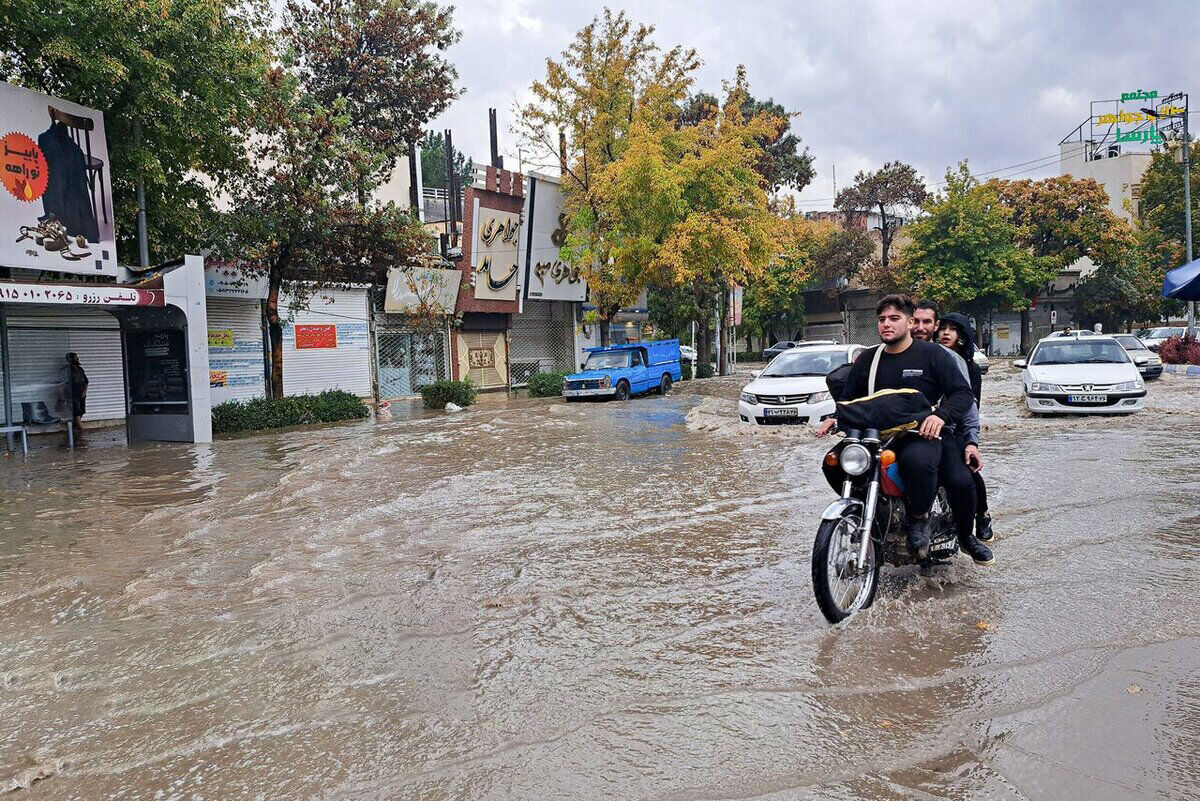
<box><xmin>279</xmin><ymin>286</ymin><xmax>373</xmax><ymax>397</ymax></box>
<box><xmin>205</xmin><ymin>265</ymin><xmax>268</xmax><ymax>405</ymax></box>
<box><xmin>378</xmin><ymin>265</ymin><xmax>456</xmax><ymax>398</ymax></box>
<box><xmin>450</xmin><ymin>166</ymin><xmax>526</xmax><ymax>389</ymax></box>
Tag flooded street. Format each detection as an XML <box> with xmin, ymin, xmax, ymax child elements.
<box><xmin>2</xmin><ymin>361</ymin><xmax>1199</xmax><ymax>800</ymax></box>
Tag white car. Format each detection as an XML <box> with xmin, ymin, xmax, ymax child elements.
<box><xmin>739</xmin><ymin>344</ymin><xmax>865</xmax><ymax>425</ymax></box>
<box><xmin>1016</xmin><ymin>334</ymin><xmax>1147</xmax><ymax>415</ymax></box>
<box><xmin>679</xmin><ymin>344</ymin><xmax>697</xmax><ymax>363</ymax></box>
<box><xmin>1138</xmin><ymin>326</ymin><xmax>1185</xmax><ymax>351</ymax></box>
<box><xmin>972</xmin><ymin>349</ymin><xmax>989</xmax><ymax>374</ymax></box>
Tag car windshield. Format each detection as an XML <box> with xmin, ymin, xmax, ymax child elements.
<box><xmin>1147</xmin><ymin>327</ymin><xmax>1182</xmax><ymax>338</ymax></box>
<box><xmin>1114</xmin><ymin>335</ymin><xmax>1147</xmax><ymax>351</ymax></box>
<box><xmin>584</xmin><ymin>351</ymin><xmax>629</xmax><ymax>370</ymax></box>
<box><xmin>1031</xmin><ymin>341</ymin><xmax>1130</xmax><ymax>365</ymax></box>
<box><xmin>762</xmin><ymin>350</ymin><xmax>847</xmax><ymax>377</ymax></box>
<box><xmin>770</xmin><ymin>342</ymin><xmax>792</xmax><ymax>349</ymax></box>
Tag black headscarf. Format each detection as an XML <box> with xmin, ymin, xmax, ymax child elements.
<box><xmin>941</xmin><ymin>312</ymin><xmax>976</xmax><ymax>359</ymax></box>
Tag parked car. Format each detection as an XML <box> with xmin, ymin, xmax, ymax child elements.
<box><xmin>1139</xmin><ymin>326</ymin><xmax>1186</xmax><ymax>351</ymax></box>
<box><xmin>972</xmin><ymin>349</ymin><xmax>989</xmax><ymax>374</ymax></box>
<box><xmin>762</xmin><ymin>339</ymin><xmax>839</xmax><ymax>361</ymax></box>
<box><xmin>1113</xmin><ymin>334</ymin><xmax>1163</xmax><ymax>379</ymax></box>
<box><xmin>679</xmin><ymin>344</ymin><xmax>697</xmax><ymax>364</ymax></box>
<box><xmin>563</xmin><ymin>339</ymin><xmax>682</xmax><ymax>401</ymax></box>
<box><xmin>1015</xmin><ymin>333</ymin><xmax>1147</xmax><ymax>415</ymax></box>
<box><xmin>739</xmin><ymin>344</ymin><xmax>865</xmax><ymax>425</ymax></box>
<box><xmin>762</xmin><ymin>340</ymin><xmax>797</xmax><ymax>361</ymax></box>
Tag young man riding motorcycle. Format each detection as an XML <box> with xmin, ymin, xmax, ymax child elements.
<box><xmin>912</xmin><ymin>301</ymin><xmax>995</xmax><ymax>549</ymax></box>
<box><xmin>817</xmin><ymin>294</ymin><xmax>992</xmax><ymax>565</ymax></box>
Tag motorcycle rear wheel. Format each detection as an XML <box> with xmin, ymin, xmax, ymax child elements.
<box><xmin>812</xmin><ymin>513</ymin><xmax>879</xmax><ymax>624</ymax></box>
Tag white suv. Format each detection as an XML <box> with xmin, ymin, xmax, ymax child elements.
<box><xmin>1016</xmin><ymin>333</ymin><xmax>1147</xmax><ymax>415</ymax></box>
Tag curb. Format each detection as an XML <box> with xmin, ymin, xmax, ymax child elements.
<box><xmin>1163</xmin><ymin>364</ymin><xmax>1200</xmax><ymax>377</ymax></box>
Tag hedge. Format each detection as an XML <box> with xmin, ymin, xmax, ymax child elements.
<box><xmin>696</xmin><ymin>362</ymin><xmax>715</xmax><ymax>379</ymax></box>
<box><xmin>681</xmin><ymin>361</ymin><xmax>693</xmax><ymax>380</ymax></box>
<box><xmin>1158</xmin><ymin>334</ymin><xmax>1200</xmax><ymax>365</ymax></box>
<box><xmin>420</xmin><ymin>379</ymin><xmax>478</xmax><ymax>409</ymax></box>
<box><xmin>528</xmin><ymin>370</ymin><xmax>567</xmax><ymax>397</ymax></box>
<box><xmin>212</xmin><ymin>390</ymin><xmax>368</xmax><ymax>434</ymax></box>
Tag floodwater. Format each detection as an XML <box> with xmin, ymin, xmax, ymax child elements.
<box><xmin>1</xmin><ymin>361</ymin><xmax>1198</xmax><ymax>800</ymax></box>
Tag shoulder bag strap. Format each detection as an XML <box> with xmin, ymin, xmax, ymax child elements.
<box><xmin>867</xmin><ymin>344</ymin><xmax>884</xmax><ymax>396</ymax></box>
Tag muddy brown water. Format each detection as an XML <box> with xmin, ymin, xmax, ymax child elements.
<box><xmin>1</xmin><ymin>361</ymin><xmax>1198</xmax><ymax>799</ymax></box>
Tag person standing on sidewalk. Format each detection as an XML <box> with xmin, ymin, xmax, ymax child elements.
<box><xmin>65</xmin><ymin>352</ymin><xmax>88</xmax><ymax>437</ymax></box>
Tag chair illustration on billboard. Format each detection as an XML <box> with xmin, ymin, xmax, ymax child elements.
<box><xmin>47</xmin><ymin>105</ymin><xmax>108</xmax><ymax>225</ymax></box>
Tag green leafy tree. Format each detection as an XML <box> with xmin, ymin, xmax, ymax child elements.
<box><xmin>0</xmin><ymin>0</ymin><xmax>271</xmax><ymax>263</ymax></box>
<box><xmin>836</xmin><ymin>161</ymin><xmax>928</xmax><ymax>273</ymax></box>
<box><xmin>1139</xmin><ymin>142</ymin><xmax>1200</xmax><ymax>264</ymax></box>
<box><xmin>901</xmin><ymin>163</ymin><xmax>1035</xmax><ymax>326</ymax></box>
<box><xmin>1077</xmin><ymin>224</ymin><xmax>1182</xmax><ymax>329</ymax></box>
<box><xmin>419</xmin><ymin>130</ymin><xmax>473</xmax><ymax>190</ymax></box>
<box><xmin>215</xmin><ymin>0</ymin><xmax>457</xmax><ymax>396</ymax></box>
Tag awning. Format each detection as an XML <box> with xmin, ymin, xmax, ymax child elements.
<box><xmin>1163</xmin><ymin>257</ymin><xmax>1200</xmax><ymax>301</ymax></box>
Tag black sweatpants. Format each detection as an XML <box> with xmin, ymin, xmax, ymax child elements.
<box><xmin>896</xmin><ymin>434</ymin><xmax>977</xmax><ymax>537</ymax></box>
<box><xmin>972</xmin><ymin>471</ymin><xmax>989</xmax><ymax>517</ymax></box>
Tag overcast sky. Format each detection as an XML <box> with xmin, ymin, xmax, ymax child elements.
<box><xmin>427</xmin><ymin>0</ymin><xmax>1200</xmax><ymax>208</ymax></box>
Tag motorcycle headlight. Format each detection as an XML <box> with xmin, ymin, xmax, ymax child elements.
<box><xmin>1031</xmin><ymin>382</ymin><xmax>1063</xmax><ymax>392</ymax></box>
<box><xmin>807</xmin><ymin>391</ymin><xmax>831</xmax><ymax>403</ymax></box>
<box><xmin>839</xmin><ymin>443</ymin><xmax>872</xmax><ymax>477</ymax></box>
<box><xmin>739</xmin><ymin>391</ymin><xmax>757</xmax><ymax>404</ymax></box>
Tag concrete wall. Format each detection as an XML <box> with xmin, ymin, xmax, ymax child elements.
<box><xmin>1059</xmin><ymin>142</ymin><xmax>1152</xmax><ymax>222</ymax></box>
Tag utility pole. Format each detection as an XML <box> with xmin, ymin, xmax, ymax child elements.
<box><xmin>133</xmin><ymin>120</ymin><xmax>149</xmax><ymax>267</ymax></box>
<box><xmin>1147</xmin><ymin>94</ymin><xmax>1194</xmax><ymax>334</ymax></box>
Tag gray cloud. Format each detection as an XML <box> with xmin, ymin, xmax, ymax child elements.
<box><xmin>430</xmin><ymin>0</ymin><xmax>1200</xmax><ymax>205</ymax></box>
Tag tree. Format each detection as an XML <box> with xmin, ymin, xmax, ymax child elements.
<box><xmin>1077</xmin><ymin>223</ymin><xmax>1182</xmax><ymax>329</ymax></box>
<box><xmin>215</xmin><ymin>0</ymin><xmax>456</xmax><ymax>396</ymax></box>
<box><xmin>741</xmin><ymin>215</ymin><xmax>826</xmax><ymax>345</ymax></box>
<box><xmin>515</xmin><ymin>9</ymin><xmax>699</xmax><ymax>343</ymax></box>
<box><xmin>1139</xmin><ymin>142</ymin><xmax>1200</xmax><ymax>264</ymax></box>
<box><xmin>990</xmin><ymin>174</ymin><xmax>1123</xmax><ymax>350</ymax></box>
<box><xmin>419</xmin><ymin>130</ymin><xmax>473</xmax><ymax>190</ymax></box>
<box><xmin>835</xmin><ymin>161</ymin><xmax>928</xmax><ymax>273</ymax></box>
<box><xmin>901</xmin><ymin>163</ymin><xmax>1035</xmax><ymax>327</ymax></box>
<box><xmin>0</xmin><ymin>0</ymin><xmax>270</xmax><ymax>263</ymax></box>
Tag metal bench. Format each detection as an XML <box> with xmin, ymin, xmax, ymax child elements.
<box><xmin>1</xmin><ymin>425</ymin><xmax>28</xmax><ymax>456</ymax></box>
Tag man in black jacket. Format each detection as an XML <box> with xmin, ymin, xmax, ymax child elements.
<box><xmin>817</xmin><ymin>294</ymin><xmax>978</xmax><ymax>560</ymax></box>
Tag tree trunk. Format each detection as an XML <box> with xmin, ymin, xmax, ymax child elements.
<box><xmin>696</xmin><ymin>319</ymin><xmax>713</xmax><ymax>372</ymax></box>
<box><xmin>266</xmin><ymin>269</ymin><xmax>284</xmax><ymax>398</ymax></box>
<box><xmin>599</xmin><ymin>318</ymin><xmax>611</xmax><ymax>346</ymax></box>
<box><xmin>1019</xmin><ymin>307</ymin><xmax>1030</xmax><ymax>354</ymax></box>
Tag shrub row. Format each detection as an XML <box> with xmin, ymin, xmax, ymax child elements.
<box><xmin>527</xmin><ymin>371</ymin><xmax>567</xmax><ymax>397</ymax></box>
<box><xmin>1157</xmin><ymin>334</ymin><xmax>1200</xmax><ymax>365</ymax></box>
<box><xmin>420</xmin><ymin>379</ymin><xmax>478</xmax><ymax>409</ymax></box>
<box><xmin>212</xmin><ymin>390</ymin><xmax>368</xmax><ymax>434</ymax></box>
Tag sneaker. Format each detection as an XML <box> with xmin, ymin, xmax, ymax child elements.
<box><xmin>960</xmin><ymin>535</ymin><xmax>994</xmax><ymax>566</ymax></box>
<box><xmin>976</xmin><ymin>515</ymin><xmax>994</xmax><ymax>542</ymax></box>
<box><xmin>904</xmin><ymin>516</ymin><xmax>932</xmax><ymax>558</ymax></box>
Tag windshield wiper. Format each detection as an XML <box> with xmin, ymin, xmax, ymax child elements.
<box><xmin>766</xmin><ymin>371</ymin><xmax>826</xmax><ymax>377</ymax></box>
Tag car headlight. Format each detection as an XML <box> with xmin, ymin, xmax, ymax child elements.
<box><xmin>599</xmin><ymin>376</ymin><xmax>611</xmax><ymax>388</ymax></box>
<box><xmin>1114</xmin><ymin>380</ymin><xmax>1143</xmax><ymax>391</ymax></box>
<box><xmin>1148</xmin><ymin>356</ymin><xmax>1162</xmax><ymax>365</ymax></box>
<box><xmin>807</xmin><ymin>391</ymin><xmax>831</xmax><ymax>403</ymax></box>
<box><xmin>839</xmin><ymin>443</ymin><xmax>872</xmax><ymax>477</ymax></box>
<box><xmin>739</xmin><ymin>391</ymin><xmax>757</xmax><ymax>404</ymax></box>
<box><xmin>1030</xmin><ymin>382</ymin><xmax>1063</xmax><ymax>392</ymax></box>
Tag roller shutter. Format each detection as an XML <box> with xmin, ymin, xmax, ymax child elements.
<box><xmin>280</xmin><ymin>288</ymin><xmax>372</xmax><ymax>397</ymax></box>
<box><xmin>3</xmin><ymin>308</ymin><xmax>125</xmax><ymax>422</ymax></box>
<box><xmin>206</xmin><ymin>298</ymin><xmax>266</xmax><ymax>404</ymax></box>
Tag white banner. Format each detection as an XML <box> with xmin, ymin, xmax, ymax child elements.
<box><xmin>205</xmin><ymin>265</ymin><xmax>269</xmax><ymax>299</ymax></box>
<box><xmin>0</xmin><ymin>281</ymin><xmax>162</xmax><ymax>306</ymax></box>
<box><xmin>385</xmin><ymin>266</ymin><xmax>461</xmax><ymax>314</ymax></box>
<box><xmin>520</xmin><ymin>175</ymin><xmax>587</xmax><ymax>302</ymax></box>
<box><xmin>0</xmin><ymin>84</ymin><xmax>117</xmax><ymax>277</ymax></box>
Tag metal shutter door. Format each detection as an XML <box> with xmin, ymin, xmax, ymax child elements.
<box><xmin>207</xmin><ymin>298</ymin><xmax>266</xmax><ymax>403</ymax></box>
<box><xmin>65</xmin><ymin>329</ymin><xmax>125</xmax><ymax>419</ymax></box>
<box><xmin>509</xmin><ymin>300</ymin><xmax>575</xmax><ymax>386</ymax></box>
<box><xmin>281</xmin><ymin>288</ymin><xmax>373</xmax><ymax>397</ymax></box>
<box><xmin>4</xmin><ymin>313</ymin><xmax>124</xmax><ymax>422</ymax></box>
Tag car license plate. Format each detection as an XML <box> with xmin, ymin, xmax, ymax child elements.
<box><xmin>1067</xmin><ymin>394</ymin><xmax>1108</xmax><ymax>403</ymax></box>
<box><xmin>764</xmin><ymin>407</ymin><xmax>798</xmax><ymax>417</ymax></box>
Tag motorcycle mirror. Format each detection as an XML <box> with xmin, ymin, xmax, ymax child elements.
<box><xmin>1013</xmin><ymin>359</ymin><xmax>1027</xmax><ymax>369</ymax></box>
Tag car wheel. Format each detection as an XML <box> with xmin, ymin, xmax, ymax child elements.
<box><xmin>659</xmin><ymin>373</ymin><xmax>672</xmax><ymax>394</ymax></box>
<box><xmin>615</xmin><ymin>380</ymin><xmax>630</xmax><ymax>401</ymax></box>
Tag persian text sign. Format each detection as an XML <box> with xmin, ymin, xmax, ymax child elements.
<box><xmin>294</xmin><ymin>323</ymin><xmax>337</xmax><ymax>349</ymax></box>
<box><xmin>520</xmin><ymin>175</ymin><xmax>587</xmax><ymax>302</ymax></box>
<box><xmin>0</xmin><ymin>281</ymin><xmax>162</xmax><ymax>306</ymax></box>
<box><xmin>0</xmin><ymin>84</ymin><xmax>117</xmax><ymax>276</ymax></box>
<box><xmin>205</xmin><ymin>265</ymin><xmax>269</xmax><ymax>299</ymax></box>
<box><xmin>472</xmin><ymin>204</ymin><xmax>521</xmax><ymax>302</ymax></box>
<box><xmin>208</xmin><ymin>329</ymin><xmax>235</xmax><ymax>348</ymax></box>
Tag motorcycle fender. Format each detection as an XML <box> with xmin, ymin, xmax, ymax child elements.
<box><xmin>821</xmin><ymin>498</ymin><xmax>864</xmax><ymax>521</ymax></box>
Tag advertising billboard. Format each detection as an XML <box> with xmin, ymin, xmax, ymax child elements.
<box><xmin>521</xmin><ymin>174</ymin><xmax>587</xmax><ymax>302</ymax></box>
<box><xmin>471</xmin><ymin>199</ymin><xmax>521</xmax><ymax>302</ymax></box>
<box><xmin>0</xmin><ymin>83</ymin><xmax>117</xmax><ymax>277</ymax></box>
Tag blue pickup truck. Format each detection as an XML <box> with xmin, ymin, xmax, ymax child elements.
<box><xmin>563</xmin><ymin>339</ymin><xmax>683</xmax><ymax>401</ymax></box>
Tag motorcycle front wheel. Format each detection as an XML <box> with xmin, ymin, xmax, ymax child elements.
<box><xmin>812</xmin><ymin>513</ymin><xmax>879</xmax><ymax>624</ymax></box>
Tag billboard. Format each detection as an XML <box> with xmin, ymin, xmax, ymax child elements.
<box><xmin>521</xmin><ymin>174</ymin><xmax>587</xmax><ymax>302</ymax></box>
<box><xmin>384</xmin><ymin>265</ymin><xmax>461</xmax><ymax>314</ymax></box>
<box><xmin>0</xmin><ymin>83</ymin><xmax>117</xmax><ymax>277</ymax></box>
<box><xmin>471</xmin><ymin>202</ymin><xmax>521</xmax><ymax>302</ymax></box>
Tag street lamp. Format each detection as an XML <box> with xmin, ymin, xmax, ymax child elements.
<box><xmin>1144</xmin><ymin>101</ymin><xmax>1196</xmax><ymax>335</ymax></box>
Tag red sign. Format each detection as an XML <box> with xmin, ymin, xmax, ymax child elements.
<box><xmin>294</xmin><ymin>323</ymin><xmax>337</xmax><ymax>349</ymax></box>
<box><xmin>1</xmin><ymin>132</ymin><xmax>49</xmax><ymax>202</ymax></box>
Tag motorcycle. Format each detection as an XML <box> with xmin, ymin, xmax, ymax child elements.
<box><xmin>811</xmin><ymin>427</ymin><xmax>958</xmax><ymax>623</ymax></box>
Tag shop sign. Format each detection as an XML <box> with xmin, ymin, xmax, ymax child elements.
<box><xmin>294</xmin><ymin>323</ymin><xmax>337</xmax><ymax>349</ymax></box>
<box><xmin>205</xmin><ymin>265</ymin><xmax>269</xmax><ymax>299</ymax></box>
<box><xmin>0</xmin><ymin>281</ymin><xmax>163</xmax><ymax>306</ymax></box>
<box><xmin>0</xmin><ymin>84</ymin><xmax>117</xmax><ymax>277</ymax></box>
<box><xmin>471</xmin><ymin>201</ymin><xmax>521</xmax><ymax>302</ymax></box>
<box><xmin>521</xmin><ymin>175</ymin><xmax>587</xmax><ymax>302</ymax></box>
<box><xmin>384</xmin><ymin>266</ymin><xmax>461</xmax><ymax>314</ymax></box>
<box><xmin>210</xmin><ymin>370</ymin><xmax>228</xmax><ymax>387</ymax></box>
<box><xmin>208</xmin><ymin>329</ymin><xmax>235</xmax><ymax>348</ymax></box>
